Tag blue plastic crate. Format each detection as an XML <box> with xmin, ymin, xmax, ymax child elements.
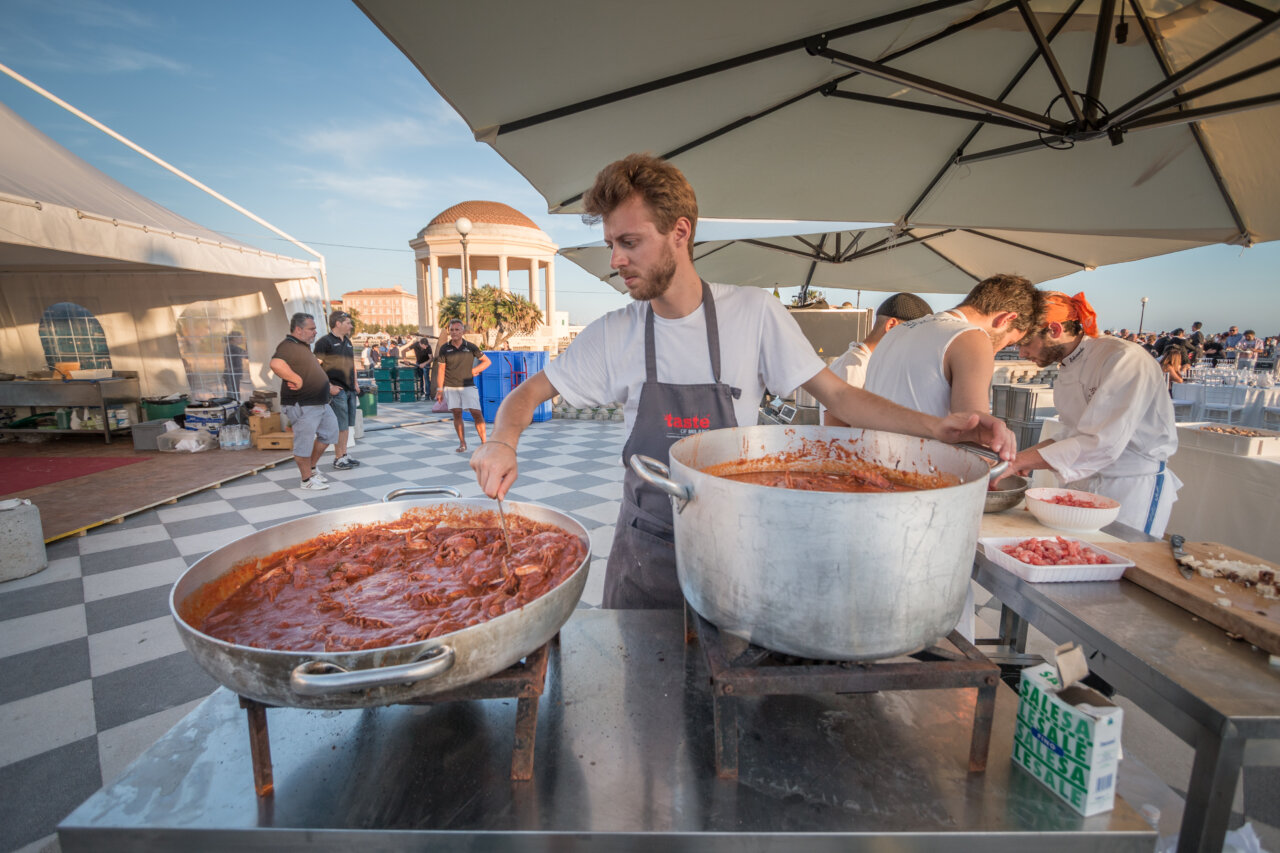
<box><xmin>530</xmin><ymin>399</ymin><xmax>552</xmax><ymax>423</ymax></box>
<box><xmin>461</xmin><ymin>396</ymin><xmax>501</xmax><ymax>423</ymax></box>
<box><xmin>520</xmin><ymin>351</ymin><xmax>548</xmax><ymax>374</ymax></box>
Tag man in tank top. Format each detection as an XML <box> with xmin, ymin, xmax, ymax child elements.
<box><xmin>863</xmin><ymin>274</ymin><xmax>1041</xmax><ymax>643</ymax></box>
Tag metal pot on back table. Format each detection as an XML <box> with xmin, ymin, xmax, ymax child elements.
<box><xmin>169</xmin><ymin>488</ymin><xmax>591</xmax><ymax>710</ymax></box>
<box><xmin>632</xmin><ymin>425</ymin><xmax>1005</xmax><ymax>661</ymax></box>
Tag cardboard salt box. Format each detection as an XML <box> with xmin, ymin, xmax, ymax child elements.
<box><xmin>1013</xmin><ymin>643</ymin><xmax>1124</xmax><ymax>816</ymax></box>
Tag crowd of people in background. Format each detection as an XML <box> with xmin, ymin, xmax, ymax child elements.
<box><xmin>1101</xmin><ymin>322</ymin><xmax>1280</xmax><ymax>369</ymax></box>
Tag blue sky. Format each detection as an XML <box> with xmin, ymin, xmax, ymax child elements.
<box><xmin>3</xmin><ymin>0</ymin><xmax>1277</xmax><ymax>334</ymax></box>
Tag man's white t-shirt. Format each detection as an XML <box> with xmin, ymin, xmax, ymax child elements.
<box><xmin>817</xmin><ymin>340</ymin><xmax>871</xmax><ymax>421</ymax></box>
<box><xmin>544</xmin><ymin>283</ymin><xmax>824</xmax><ymax>444</ymax></box>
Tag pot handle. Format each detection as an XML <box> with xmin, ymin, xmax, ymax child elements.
<box><xmin>958</xmin><ymin>442</ymin><xmax>1011</xmax><ymax>483</ymax></box>
<box><xmin>382</xmin><ymin>486</ymin><xmax>462</xmax><ymax>502</ymax></box>
<box><xmin>290</xmin><ymin>645</ymin><xmax>455</xmax><ymax>695</ymax></box>
<box><xmin>629</xmin><ymin>454</ymin><xmax>693</xmax><ymax>513</ymax></box>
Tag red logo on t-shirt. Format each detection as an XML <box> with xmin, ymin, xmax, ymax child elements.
<box><xmin>664</xmin><ymin>413</ymin><xmax>711</xmax><ymax>431</ymax></box>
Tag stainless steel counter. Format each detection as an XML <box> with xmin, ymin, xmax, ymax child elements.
<box><xmin>0</xmin><ymin>377</ymin><xmax>141</xmax><ymax>443</ymax></box>
<box><xmin>59</xmin><ymin>610</ymin><xmax>1155</xmax><ymax>852</ymax></box>
<box><xmin>973</xmin><ymin>522</ymin><xmax>1280</xmax><ymax>853</ymax></box>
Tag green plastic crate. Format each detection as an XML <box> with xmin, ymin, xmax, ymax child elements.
<box><xmin>376</xmin><ymin>389</ymin><xmax>395</xmax><ymax>403</ymax></box>
<box><xmin>397</xmin><ymin>388</ymin><xmax>416</xmax><ymax>402</ymax></box>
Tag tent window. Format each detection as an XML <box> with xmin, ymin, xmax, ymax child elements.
<box><xmin>176</xmin><ymin>302</ymin><xmax>251</xmax><ymax>402</ymax></box>
<box><xmin>38</xmin><ymin>303</ymin><xmax>112</xmax><ymax>369</ymax></box>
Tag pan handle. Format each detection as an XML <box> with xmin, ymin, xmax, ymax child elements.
<box><xmin>290</xmin><ymin>645</ymin><xmax>455</xmax><ymax>695</ymax></box>
<box><xmin>629</xmin><ymin>454</ymin><xmax>693</xmax><ymax>513</ymax></box>
<box><xmin>382</xmin><ymin>486</ymin><xmax>462</xmax><ymax>502</ymax></box>
<box><xmin>957</xmin><ymin>442</ymin><xmax>1010</xmax><ymax>483</ymax></box>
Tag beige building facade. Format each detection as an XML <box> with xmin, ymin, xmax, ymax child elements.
<box><xmin>409</xmin><ymin>201</ymin><xmax>558</xmax><ymax>340</ymax></box>
<box><xmin>340</xmin><ymin>286</ymin><xmax>418</xmax><ymax>327</ymax></box>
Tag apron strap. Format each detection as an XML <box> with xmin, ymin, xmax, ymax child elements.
<box><xmin>1143</xmin><ymin>461</ymin><xmax>1166</xmax><ymax>535</ymax></box>
<box><xmin>644</xmin><ymin>280</ymin><xmax>723</xmax><ymax>385</ymax></box>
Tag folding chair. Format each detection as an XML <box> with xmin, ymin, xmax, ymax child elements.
<box><xmin>1201</xmin><ymin>386</ymin><xmax>1245</xmax><ymax>424</ymax></box>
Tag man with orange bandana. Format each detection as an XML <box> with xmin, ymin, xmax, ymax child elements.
<box><xmin>1012</xmin><ymin>292</ymin><xmax>1182</xmax><ymax>536</ymax></box>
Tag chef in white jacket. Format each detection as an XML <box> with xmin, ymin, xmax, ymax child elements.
<box><xmin>1011</xmin><ymin>291</ymin><xmax>1181</xmax><ymax>536</ymax></box>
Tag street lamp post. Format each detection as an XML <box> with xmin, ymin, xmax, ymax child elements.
<box><xmin>455</xmin><ymin>217</ymin><xmax>473</xmax><ymax>328</ymax></box>
<box><xmin>1138</xmin><ymin>296</ymin><xmax>1149</xmax><ymax>335</ymax></box>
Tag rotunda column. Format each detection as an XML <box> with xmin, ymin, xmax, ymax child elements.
<box><xmin>498</xmin><ymin>255</ymin><xmax>509</xmax><ymax>293</ymax></box>
<box><xmin>416</xmin><ymin>257</ymin><xmax>429</xmax><ymax>332</ymax></box>
<box><xmin>528</xmin><ymin>258</ymin><xmax>541</xmax><ymax>308</ymax></box>
<box><xmin>544</xmin><ymin>256</ymin><xmax>556</xmax><ymax>328</ymax></box>
<box><xmin>427</xmin><ymin>255</ymin><xmax>440</xmax><ymax>333</ymax></box>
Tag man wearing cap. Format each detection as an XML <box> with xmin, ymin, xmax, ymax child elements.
<box><xmin>822</xmin><ymin>292</ymin><xmax>932</xmax><ymax>425</ymax></box>
<box><xmin>1012</xmin><ymin>292</ymin><xmax>1181</xmax><ymax>536</ymax></box>
<box><xmin>313</xmin><ymin>311</ymin><xmax>361</xmax><ymax>470</ymax></box>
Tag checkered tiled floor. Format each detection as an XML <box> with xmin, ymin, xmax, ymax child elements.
<box><xmin>2</xmin><ymin>414</ymin><xmax>1274</xmax><ymax>852</ymax></box>
<box><xmin>0</xmin><ymin>416</ymin><xmax>625</xmax><ymax>853</ymax></box>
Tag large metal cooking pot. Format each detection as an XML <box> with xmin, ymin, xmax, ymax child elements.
<box><xmin>631</xmin><ymin>426</ymin><xmax>1004</xmax><ymax>661</ymax></box>
<box><xmin>170</xmin><ymin>487</ymin><xmax>590</xmax><ymax>710</ymax></box>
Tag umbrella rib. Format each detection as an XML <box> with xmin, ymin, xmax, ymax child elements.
<box><xmin>1209</xmin><ymin>0</ymin><xmax>1274</xmax><ymax>21</ymax></box>
<box><xmin>817</xmin><ymin>45</ymin><xmax>1066</xmax><ymax>134</ymax></box>
<box><xmin>495</xmin><ymin>0</ymin><xmax>980</xmax><ymax>136</ymax></box>
<box><xmin>1082</xmin><ymin>0</ymin><xmax>1117</xmax><ymax>125</ymax></box>
<box><xmin>852</xmin><ymin>229</ymin><xmax>954</xmax><ymax>259</ymax></box>
<box><xmin>1103</xmin><ymin>12</ymin><xmax>1280</xmax><ymax>129</ymax></box>
<box><xmin>1126</xmin><ymin>91</ymin><xmax>1280</xmax><ymax>131</ymax></box>
<box><xmin>964</xmin><ymin>229</ymin><xmax>1088</xmax><ymax>268</ymax></box>
<box><xmin>920</xmin><ymin>240</ymin><xmax>980</xmax><ymax>282</ymax></box>
<box><xmin>740</xmin><ymin>238</ymin><xmax>836</xmax><ymax>263</ymax></box>
<box><xmin>902</xmin><ymin>0</ymin><xmax>1087</xmax><ymax>223</ymax></box>
<box><xmin>1124</xmin><ymin>55</ymin><xmax>1280</xmax><ymax>124</ymax></box>
<box><xmin>1122</xmin><ymin>0</ymin><xmax>1251</xmax><ymax>241</ymax></box>
<box><xmin>825</xmin><ymin>89</ymin><xmax>1032</xmax><ymax>131</ymax></box>
<box><xmin>1015</xmin><ymin>0</ymin><xmax>1086</xmax><ymax>126</ymax></box>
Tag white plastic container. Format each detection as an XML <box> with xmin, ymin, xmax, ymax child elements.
<box><xmin>0</xmin><ymin>499</ymin><xmax>47</xmax><ymax>581</ymax></box>
<box><xmin>980</xmin><ymin>536</ymin><xmax>1133</xmax><ymax>583</ymax></box>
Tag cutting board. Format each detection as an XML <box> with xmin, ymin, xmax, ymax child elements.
<box><xmin>1109</xmin><ymin>540</ymin><xmax>1280</xmax><ymax>656</ymax></box>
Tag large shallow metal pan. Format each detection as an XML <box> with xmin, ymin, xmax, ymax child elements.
<box><xmin>170</xmin><ymin>487</ymin><xmax>590</xmax><ymax>710</ymax></box>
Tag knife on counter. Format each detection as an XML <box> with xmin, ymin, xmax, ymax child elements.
<box><xmin>1169</xmin><ymin>534</ymin><xmax>1197</xmax><ymax>580</ymax></box>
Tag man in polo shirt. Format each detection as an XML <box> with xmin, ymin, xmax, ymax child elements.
<box><xmin>269</xmin><ymin>313</ymin><xmax>339</xmax><ymax>491</ymax></box>
<box><xmin>313</xmin><ymin>310</ymin><xmax>361</xmax><ymax>470</ymax></box>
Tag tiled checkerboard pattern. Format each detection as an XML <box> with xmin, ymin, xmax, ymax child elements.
<box><xmin>0</xmin><ymin>417</ymin><xmax>624</xmax><ymax>852</ymax></box>
<box><xmin>2</xmin><ymin>414</ymin><xmax>1274</xmax><ymax>852</ymax></box>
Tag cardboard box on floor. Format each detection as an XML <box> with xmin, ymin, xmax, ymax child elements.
<box><xmin>249</xmin><ymin>413</ymin><xmax>281</xmax><ymax>436</ymax></box>
<box><xmin>256</xmin><ymin>432</ymin><xmax>293</xmax><ymax>451</ymax></box>
<box><xmin>1013</xmin><ymin>643</ymin><xmax>1124</xmax><ymax>816</ymax></box>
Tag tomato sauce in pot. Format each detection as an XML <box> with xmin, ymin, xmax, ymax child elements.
<box><xmin>701</xmin><ymin>440</ymin><xmax>957</xmax><ymax>493</ymax></box>
<box><xmin>179</xmin><ymin>508</ymin><xmax>586</xmax><ymax>653</ymax></box>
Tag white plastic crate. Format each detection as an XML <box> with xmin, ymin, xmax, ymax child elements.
<box><xmin>979</xmin><ymin>536</ymin><xmax>1133</xmax><ymax>583</ymax></box>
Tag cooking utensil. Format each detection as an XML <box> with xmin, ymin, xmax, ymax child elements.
<box><xmin>170</xmin><ymin>486</ymin><xmax>591</xmax><ymax>710</ymax></box>
<box><xmin>984</xmin><ymin>475</ymin><xmax>1028</xmax><ymax>514</ymax></box>
<box><xmin>1169</xmin><ymin>534</ymin><xmax>1197</xmax><ymax>581</ymax></box>
<box><xmin>495</xmin><ymin>496</ymin><xmax>514</xmax><ymax>555</ymax></box>
<box><xmin>631</xmin><ymin>425</ymin><xmax>1001</xmax><ymax>661</ymax></box>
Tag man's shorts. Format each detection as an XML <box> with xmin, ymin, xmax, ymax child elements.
<box><xmin>285</xmin><ymin>402</ymin><xmax>338</xmax><ymax>457</ymax></box>
<box><xmin>443</xmin><ymin>386</ymin><xmax>481</xmax><ymax>411</ymax></box>
<box><xmin>329</xmin><ymin>388</ymin><xmax>359</xmax><ymax>431</ymax></box>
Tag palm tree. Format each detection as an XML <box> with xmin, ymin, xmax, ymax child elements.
<box><xmin>440</xmin><ymin>286</ymin><xmax>543</xmax><ymax>348</ymax></box>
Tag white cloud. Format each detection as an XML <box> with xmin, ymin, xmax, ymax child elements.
<box><xmin>96</xmin><ymin>44</ymin><xmax>188</xmax><ymax>74</ymax></box>
<box><xmin>292</xmin><ymin>168</ymin><xmax>436</xmax><ymax>210</ymax></box>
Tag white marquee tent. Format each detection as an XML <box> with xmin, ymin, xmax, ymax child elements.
<box><xmin>0</xmin><ymin>100</ymin><xmax>324</xmax><ymax>399</ymax></box>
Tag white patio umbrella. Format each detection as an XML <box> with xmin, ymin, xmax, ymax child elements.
<box><xmin>357</xmin><ymin>0</ymin><xmax>1280</xmax><ymax>245</ymax></box>
<box><xmin>560</xmin><ymin>224</ymin><xmax>1211</xmax><ymax>296</ymax></box>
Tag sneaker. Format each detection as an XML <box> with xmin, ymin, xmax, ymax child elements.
<box><xmin>299</xmin><ymin>477</ymin><xmax>329</xmax><ymax>491</ymax></box>
<box><xmin>333</xmin><ymin>456</ymin><xmax>360</xmax><ymax>470</ymax></box>
<box><xmin>311</xmin><ymin>470</ymin><xmax>331</xmax><ymax>484</ymax></box>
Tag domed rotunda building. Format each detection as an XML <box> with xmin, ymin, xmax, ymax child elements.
<box><xmin>410</xmin><ymin>201</ymin><xmax>559</xmax><ymax>340</ymax></box>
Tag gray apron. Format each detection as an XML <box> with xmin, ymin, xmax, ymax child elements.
<box><xmin>602</xmin><ymin>281</ymin><xmax>740</xmax><ymax>608</ymax></box>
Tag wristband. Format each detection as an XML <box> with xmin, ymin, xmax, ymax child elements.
<box><xmin>488</xmin><ymin>439</ymin><xmax>517</xmax><ymax>454</ymax></box>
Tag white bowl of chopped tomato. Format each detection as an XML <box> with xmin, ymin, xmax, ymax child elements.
<box><xmin>980</xmin><ymin>536</ymin><xmax>1134</xmax><ymax>582</ymax></box>
<box><xmin>1024</xmin><ymin>487</ymin><xmax>1121</xmax><ymax>533</ymax></box>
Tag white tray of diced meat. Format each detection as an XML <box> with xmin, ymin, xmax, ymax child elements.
<box><xmin>979</xmin><ymin>536</ymin><xmax>1135</xmax><ymax>583</ymax></box>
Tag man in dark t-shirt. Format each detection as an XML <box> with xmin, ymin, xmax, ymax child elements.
<box><xmin>313</xmin><ymin>311</ymin><xmax>361</xmax><ymax>470</ymax></box>
<box><xmin>436</xmin><ymin>319</ymin><xmax>491</xmax><ymax>452</ymax></box>
<box><xmin>408</xmin><ymin>335</ymin><xmax>434</xmax><ymax>400</ymax></box>
<box><xmin>269</xmin><ymin>313</ymin><xmax>339</xmax><ymax>490</ymax></box>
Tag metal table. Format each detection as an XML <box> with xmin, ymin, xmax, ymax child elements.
<box><xmin>0</xmin><ymin>377</ymin><xmax>141</xmax><ymax>443</ymax></box>
<box><xmin>60</xmin><ymin>610</ymin><xmax>1155</xmax><ymax>852</ymax></box>
<box><xmin>974</xmin><ymin>524</ymin><xmax>1280</xmax><ymax>853</ymax></box>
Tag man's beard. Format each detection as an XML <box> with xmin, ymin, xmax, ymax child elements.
<box><xmin>622</xmin><ymin>243</ymin><xmax>678</xmax><ymax>302</ymax></box>
<box><xmin>1034</xmin><ymin>340</ymin><xmax>1071</xmax><ymax>367</ymax></box>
